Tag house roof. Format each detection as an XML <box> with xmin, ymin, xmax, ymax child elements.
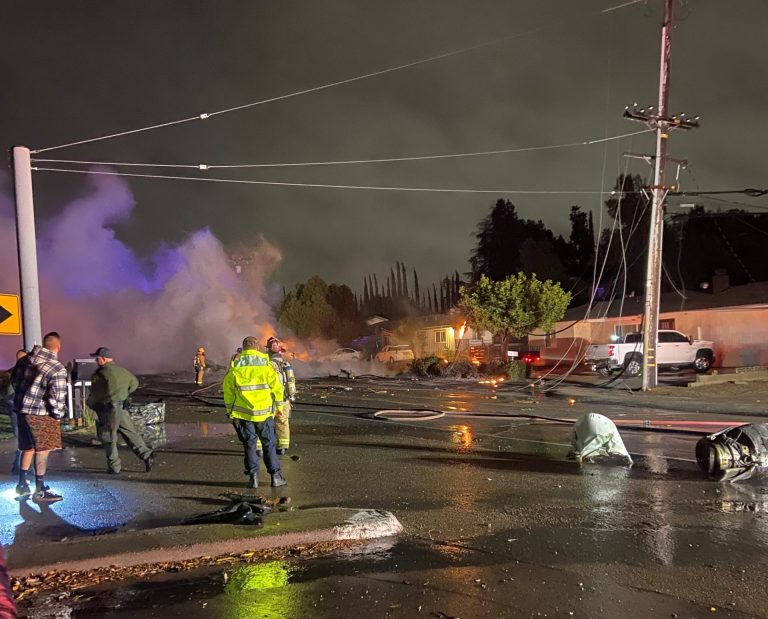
<box><xmin>563</xmin><ymin>281</ymin><xmax>768</xmax><ymax>322</ymax></box>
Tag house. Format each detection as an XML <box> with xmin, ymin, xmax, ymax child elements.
<box><xmin>383</xmin><ymin>313</ymin><xmax>495</xmax><ymax>360</ymax></box>
<box><xmin>529</xmin><ymin>279</ymin><xmax>768</xmax><ymax>368</ymax></box>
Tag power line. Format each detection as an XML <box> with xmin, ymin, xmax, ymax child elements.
<box><xmin>30</xmin><ymin>2</ymin><xmax>647</xmax><ymax>155</ymax></box>
<box><xmin>31</xmin><ymin>166</ymin><xmax>621</xmax><ymax>196</ymax></box>
<box><xmin>30</xmin><ymin>129</ymin><xmax>652</xmax><ymax>170</ymax></box>
<box><xmin>31</xmin><ymin>30</ymin><xmax>545</xmax><ymax>156</ymax></box>
<box><xmin>701</xmin><ymin>195</ymin><xmax>768</xmax><ymax>211</ymax></box>
<box><xmin>601</xmin><ymin>0</ymin><xmax>645</xmax><ymax>13</ymax></box>
<box><xmin>671</xmin><ymin>188</ymin><xmax>768</xmax><ymax>197</ymax></box>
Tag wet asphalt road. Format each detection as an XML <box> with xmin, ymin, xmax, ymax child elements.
<box><xmin>10</xmin><ymin>375</ymin><xmax>768</xmax><ymax>617</ymax></box>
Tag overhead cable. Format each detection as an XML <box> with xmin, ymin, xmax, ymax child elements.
<box><xmin>31</xmin><ymin>129</ymin><xmax>652</xmax><ymax>170</ymax></box>
<box><xmin>31</xmin><ymin>2</ymin><xmax>646</xmax><ymax>155</ymax></box>
<box><xmin>32</xmin><ymin>166</ymin><xmax>623</xmax><ymax>195</ymax></box>
<box><xmin>31</xmin><ymin>29</ymin><xmax>545</xmax><ymax>155</ymax></box>
<box><xmin>671</xmin><ymin>188</ymin><xmax>768</xmax><ymax>197</ymax></box>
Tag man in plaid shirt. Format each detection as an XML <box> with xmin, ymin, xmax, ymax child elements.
<box><xmin>12</xmin><ymin>331</ymin><xmax>67</xmax><ymax>502</ymax></box>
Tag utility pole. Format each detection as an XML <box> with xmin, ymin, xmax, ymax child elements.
<box><xmin>623</xmin><ymin>0</ymin><xmax>698</xmax><ymax>390</ymax></box>
<box><xmin>11</xmin><ymin>146</ymin><xmax>43</xmax><ymax>350</ymax></box>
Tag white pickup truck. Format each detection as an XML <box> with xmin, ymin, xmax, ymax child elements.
<box><xmin>585</xmin><ymin>330</ymin><xmax>715</xmax><ymax>377</ymax></box>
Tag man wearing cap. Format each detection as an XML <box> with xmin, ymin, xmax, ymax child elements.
<box><xmin>223</xmin><ymin>336</ymin><xmax>287</xmax><ymax>488</ymax></box>
<box><xmin>87</xmin><ymin>347</ymin><xmax>154</xmax><ymax>474</ymax></box>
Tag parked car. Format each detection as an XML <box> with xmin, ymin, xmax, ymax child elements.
<box><xmin>584</xmin><ymin>330</ymin><xmax>715</xmax><ymax>377</ymax></box>
<box><xmin>375</xmin><ymin>344</ymin><xmax>415</xmax><ymax>365</ymax></box>
<box><xmin>317</xmin><ymin>348</ymin><xmax>363</xmax><ymax>363</ymax></box>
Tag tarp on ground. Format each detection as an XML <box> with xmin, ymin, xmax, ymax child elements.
<box><xmin>569</xmin><ymin>413</ymin><xmax>633</xmax><ymax>466</ymax></box>
<box><xmin>127</xmin><ymin>401</ymin><xmax>166</xmax><ymax>447</ymax></box>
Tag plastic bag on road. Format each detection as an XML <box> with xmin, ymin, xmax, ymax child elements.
<box><xmin>569</xmin><ymin>413</ymin><xmax>633</xmax><ymax>466</ymax></box>
<box><xmin>183</xmin><ymin>493</ymin><xmax>273</xmax><ymax>526</ymax></box>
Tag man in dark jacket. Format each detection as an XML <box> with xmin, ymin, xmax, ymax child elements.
<box><xmin>87</xmin><ymin>347</ymin><xmax>154</xmax><ymax>474</ymax></box>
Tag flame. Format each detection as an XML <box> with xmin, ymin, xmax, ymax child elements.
<box><xmin>458</xmin><ymin>321</ymin><xmax>467</xmax><ymax>340</ymax></box>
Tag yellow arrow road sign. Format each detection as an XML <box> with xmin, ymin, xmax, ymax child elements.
<box><xmin>0</xmin><ymin>294</ymin><xmax>21</xmax><ymax>335</ymax></box>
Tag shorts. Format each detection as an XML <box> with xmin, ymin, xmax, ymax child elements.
<box><xmin>17</xmin><ymin>415</ymin><xmax>62</xmax><ymax>452</ymax></box>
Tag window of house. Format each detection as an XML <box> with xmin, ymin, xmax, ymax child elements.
<box><xmin>659</xmin><ymin>319</ymin><xmax>675</xmax><ymax>330</ymax></box>
<box><xmin>435</xmin><ymin>330</ymin><xmax>447</xmax><ymax>344</ymax></box>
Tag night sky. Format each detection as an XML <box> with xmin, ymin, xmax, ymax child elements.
<box><xmin>3</xmin><ymin>0</ymin><xmax>767</xmax><ymax>290</ymax></box>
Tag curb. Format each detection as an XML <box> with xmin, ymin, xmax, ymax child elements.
<box><xmin>7</xmin><ymin>508</ymin><xmax>402</xmax><ymax>578</ymax></box>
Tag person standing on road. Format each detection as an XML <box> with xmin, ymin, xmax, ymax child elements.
<box><xmin>2</xmin><ymin>350</ymin><xmax>27</xmax><ymax>476</ymax></box>
<box><xmin>194</xmin><ymin>347</ymin><xmax>206</xmax><ymax>386</ymax></box>
<box><xmin>11</xmin><ymin>332</ymin><xmax>67</xmax><ymax>502</ymax></box>
<box><xmin>230</xmin><ymin>347</ymin><xmax>242</xmax><ymax>367</ymax></box>
<box><xmin>87</xmin><ymin>347</ymin><xmax>154</xmax><ymax>475</ymax></box>
<box><xmin>266</xmin><ymin>336</ymin><xmax>293</xmax><ymax>455</ymax></box>
<box><xmin>223</xmin><ymin>336</ymin><xmax>287</xmax><ymax>489</ymax></box>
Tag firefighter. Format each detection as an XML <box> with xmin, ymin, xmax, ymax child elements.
<box><xmin>223</xmin><ymin>336</ymin><xmax>287</xmax><ymax>488</ymax></box>
<box><xmin>194</xmin><ymin>347</ymin><xmax>206</xmax><ymax>385</ymax></box>
<box><xmin>230</xmin><ymin>347</ymin><xmax>242</xmax><ymax>366</ymax></box>
<box><xmin>265</xmin><ymin>336</ymin><xmax>296</xmax><ymax>455</ymax></box>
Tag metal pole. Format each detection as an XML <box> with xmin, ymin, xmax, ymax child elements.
<box><xmin>641</xmin><ymin>0</ymin><xmax>674</xmax><ymax>390</ymax></box>
<box><xmin>11</xmin><ymin>145</ymin><xmax>43</xmax><ymax>350</ymax></box>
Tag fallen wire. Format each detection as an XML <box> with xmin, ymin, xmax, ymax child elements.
<box><xmin>372</xmin><ymin>409</ymin><xmax>446</xmax><ymax>421</ymax></box>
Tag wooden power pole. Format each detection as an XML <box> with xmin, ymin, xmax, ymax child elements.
<box><xmin>623</xmin><ymin>0</ymin><xmax>698</xmax><ymax>390</ymax></box>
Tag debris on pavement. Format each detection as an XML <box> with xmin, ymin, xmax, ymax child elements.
<box><xmin>569</xmin><ymin>413</ymin><xmax>633</xmax><ymax>465</ymax></box>
<box><xmin>182</xmin><ymin>492</ymin><xmax>292</xmax><ymax>526</ymax></box>
<box><xmin>126</xmin><ymin>401</ymin><xmax>167</xmax><ymax>447</ymax></box>
<box><xmin>11</xmin><ymin>540</ymin><xmax>363</xmax><ymax>608</ymax></box>
<box><xmin>696</xmin><ymin>423</ymin><xmax>768</xmax><ymax>482</ymax></box>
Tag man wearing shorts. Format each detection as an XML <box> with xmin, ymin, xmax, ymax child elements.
<box><xmin>12</xmin><ymin>332</ymin><xmax>67</xmax><ymax>502</ymax></box>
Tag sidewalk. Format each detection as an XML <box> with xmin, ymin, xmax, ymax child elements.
<box><xmin>0</xmin><ymin>403</ymin><xmax>403</xmax><ymax>580</ymax></box>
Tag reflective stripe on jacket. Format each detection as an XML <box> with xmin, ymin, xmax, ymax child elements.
<box><xmin>223</xmin><ymin>349</ymin><xmax>284</xmax><ymax>422</ymax></box>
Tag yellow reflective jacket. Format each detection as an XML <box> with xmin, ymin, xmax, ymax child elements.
<box><xmin>223</xmin><ymin>348</ymin><xmax>284</xmax><ymax>422</ymax></box>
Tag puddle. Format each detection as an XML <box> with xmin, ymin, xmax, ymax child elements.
<box><xmin>163</xmin><ymin>422</ymin><xmax>235</xmax><ymax>443</ymax></box>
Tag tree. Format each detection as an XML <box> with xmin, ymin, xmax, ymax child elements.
<box><xmin>567</xmin><ymin>206</ymin><xmax>595</xmax><ymax>278</ymax></box>
<box><xmin>601</xmin><ymin>174</ymin><xmax>651</xmax><ymax>295</ymax></box>
<box><xmin>470</xmin><ymin>198</ymin><xmax>568</xmax><ymax>284</ymax></box>
<box><xmin>276</xmin><ymin>276</ymin><xmax>333</xmax><ymax>339</ymax></box>
<box><xmin>459</xmin><ymin>273</ymin><xmax>571</xmax><ymax>353</ymax></box>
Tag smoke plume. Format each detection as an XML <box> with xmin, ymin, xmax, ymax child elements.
<box><xmin>0</xmin><ymin>170</ymin><xmax>282</xmax><ymax>372</ymax></box>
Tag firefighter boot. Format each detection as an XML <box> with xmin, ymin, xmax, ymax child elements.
<box><xmin>271</xmin><ymin>472</ymin><xmax>287</xmax><ymax>487</ymax></box>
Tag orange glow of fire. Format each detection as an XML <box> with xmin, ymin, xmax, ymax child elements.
<box><xmin>478</xmin><ymin>376</ymin><xmax>506</xmax><ymax>387</ymax></box>
<box><xmin>449</xmin><ymin>424</ymin><xmax>473</xmax><ymax>448</ymax></box>
<box><xmin>458</xmin><ymin>321</ymin><xmax>467</xmax><ymax>340</ymax></box>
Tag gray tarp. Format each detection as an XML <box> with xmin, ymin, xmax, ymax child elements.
<box><xmin>127</xmin><ymin>401</ymin><xmax>166</xmax><ymax>447</ymax></box>
<box><xmin>569</xmin><ymin>413</ymin><xmax>633</xmax><ymax>465</ymax></box>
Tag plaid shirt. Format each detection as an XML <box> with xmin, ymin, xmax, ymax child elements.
<box><xmin>12</xmin><ymin>345</ymin><xmax>67</xmax><ymax>419</ymax></box>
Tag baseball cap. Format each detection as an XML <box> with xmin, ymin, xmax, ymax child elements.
<box><xmin>90</xmin><ymin>346</ymin><xmax>113</xmax><ymax>358</ymax></box>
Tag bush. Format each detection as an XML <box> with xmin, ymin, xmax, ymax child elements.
<box><xmin>411</xmin><ymin>355</ymin><xmax>443</xmax><ymax>378</ymax></box>
<box><xmin>506</xmin><ymin>360</ymin><xmax>529</xmax><ymax>381</ymax></box>
<box><xmin>444</xmin><ymin>360</ymin><xmax>479</xmax><ymax>378</ymax></box>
